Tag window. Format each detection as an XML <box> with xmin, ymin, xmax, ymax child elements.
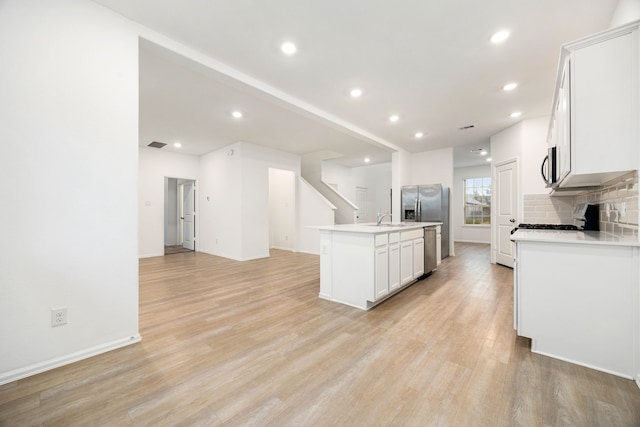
<box><xmin>464</xmin><ymin>177</ymin><xmax>491</xmax><ymax>225</ymax></box>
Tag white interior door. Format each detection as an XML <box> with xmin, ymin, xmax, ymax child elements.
<box><xmin>355</xmin><ymin>187</ymin><xmax>368</xmax><ymax>223</ymax></box>
<box><xmin>495</xmin><ymin>160</ymin><xmax>517</xmax><ymax>268</ymax></box>
<box><xmin>177</xmin><ymin>183</ymin><xmax>184</xmax><ymax>245</ymax></box>
<box><xmin>182</xmin><ymin>181</ymin><xmax>195</xmax><ymax>250</ymax></box>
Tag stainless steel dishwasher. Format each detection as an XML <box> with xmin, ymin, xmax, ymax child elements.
<box><xmin>423</xmin><ymin>226</ymin><xmax>438</xmax><ymax>275</ymax></box>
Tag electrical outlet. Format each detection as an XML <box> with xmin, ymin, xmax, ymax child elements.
<box><xmin>51</xmin><ymin>308</ymin><xmax>67</xmax><ymax>327</ymax></box>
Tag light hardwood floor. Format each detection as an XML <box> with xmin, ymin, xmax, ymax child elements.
<box><xmin>1</xmin><ymin>243</ymin><xmax>639</xmax><ymax>426</ymax></box>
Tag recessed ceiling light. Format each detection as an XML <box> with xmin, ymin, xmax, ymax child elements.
<box><xmin>174</xmin><ymin>142</ymin><xmax>182</xmax><ymax>148</ymax></box>
<box><xmin>414</xmin><ymin>132</ymin><xmax>424</xmax><ymax>138</ymax></box>
<box><xmin>389</xmin><ymin>115</ymin><xmax>399</xmax><ymax>122</ymax></box>
<box><xmin>281</xmin><ymin>41</ymin><xmax>297</xmax><ymax>55</ymax></box>
<box><xmin>503</xmin><ymin>82</ymin><xmax>518</xmax><ymax>91</ymax></box>
<box><xmin>510</xmin><ymin>111</ymin><xmax>522</xmax><ymax>118</ymax></box>
<box><xmin>486</xmin><ymin>157</ymin><xmax>492</xmax><ymax>162</ymax></box>
<box><xmin>480</xmin><ymin>151</ymin><xmax>487</xmax><ymax>156</ymax></box>
<box><xmin>232</xmin><ymin>111</ymin><xmax>243</xmax><ymax>119</ymax></box>
<box><xmin>490</xmin><ymin>30</ymin><xmax>510</xmax><ymax>44</ymax></box>
<box><xmin>364</xmin><ymin>157</ymin><xmax>371</xmax><ymax>163</ymax></box>
<box><xmin>350</xmin><ymin>88</ymin><xmax>362</xmax><ymax>98</ymax></box>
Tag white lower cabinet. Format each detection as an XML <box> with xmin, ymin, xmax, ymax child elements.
<box><xmin>319</xmin><ymin>227</ymin><xmax>427</xmax><ymax>310</ymax></box>
<box><xmin>400</xmin><ymin>241</ymin><xmax>414</xmax><ymax>285</ymax></box>
<box><xmin>413</xmin><ymin>238</ymin><xmax>424</xmax><ymax>279</ymax></box>
<box><xmin>374</xmin><ymin>245</ymin><xmax>389</xmax><ymax>300</ymax></box>
<box><xmin>435</xmin><ymin>225</ymin><xmax>442</xmax><ymax>266</ymax></box>
<box><xmin>389</xmin><ymin>235</ymin><xmax>400</xmax><ymax>291</ymax></box>
<box><xmin>514</xmin><ymin>239</ymin><xmax>638</xmax><ymax>378</ymax></box>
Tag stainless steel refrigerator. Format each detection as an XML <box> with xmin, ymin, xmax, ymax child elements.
<box><xmin>401</xmin><ymin>184</ymin><xmax>450</xmax><ymax>258</ymax></box>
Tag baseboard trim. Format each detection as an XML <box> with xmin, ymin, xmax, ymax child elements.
<box><xmin>139</xmin><ymin>252</ymin><xmax>164</xmax><ymax>258</ymax></box>
<box><xmin>0</xmin><ymin>334</ymin><xmax>142</xmax><ymax>386</ymax></box>
<box><xmin>531</xmin><ymin>348</ymin><xmax>633</xmax><ymax>380</ymax></box>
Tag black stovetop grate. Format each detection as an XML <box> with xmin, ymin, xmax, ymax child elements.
<box><xmin>511</xmin><ymin>223</ymin><xmax>580</xmax><ymax>234</ymax></box>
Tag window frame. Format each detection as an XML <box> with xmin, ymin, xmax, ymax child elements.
<box><xmin>463</xmin><ymin>176</ymin><xmax>491</xmax><ymax>226</ymax></box>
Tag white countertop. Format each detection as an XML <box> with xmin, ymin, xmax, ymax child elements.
<box><xmin>510</xmin><ymin>229</ymin><xmax>640</xmax><ymax>247</ymax></box>
<box><xmin>316</xmin><ymin>222</ymin><xmax>442</xmax><ymax>234</ymax></box>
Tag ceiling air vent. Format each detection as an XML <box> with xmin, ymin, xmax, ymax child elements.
<box><xmin>459</xmin><ymin>124</ymin><xmax>475</xmax><ymax>130</ymax></box>
<box><xmin>147</xmin><ymin>141</ymin><xmax>167</xmax><ymax>148</ymax></box>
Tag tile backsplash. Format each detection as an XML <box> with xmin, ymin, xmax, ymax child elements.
<box><xmin>523</xmin><ymin>171</ymin><xmax>638</xmax><ymax>237</ymax></box>
<box><xmin>523</xmin><ymin>194</ymin><xmax>574</xmax><ymax>224</ymax></box>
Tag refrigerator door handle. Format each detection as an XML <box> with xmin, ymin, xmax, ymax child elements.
<box><xmin>417</xmin><ymin>199</ymin><xmax>421</xmax><ymax>221</ymax></box>
<box><xmin>414</xmin><ymin>199</ymin><xmax>418</xmax><ymax>221</ymax></box>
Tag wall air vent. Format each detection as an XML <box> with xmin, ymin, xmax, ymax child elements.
<box><xmin>459</xmin><ymin>124</ymin><xmax>476</xmax><ymax>130</ymax></box>
<box><xmin>147</xmin><ymin>141</ymin><xmax>167</xmax><ymax>148</ymax></box>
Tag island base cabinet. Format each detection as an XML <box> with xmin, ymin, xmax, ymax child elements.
<box><xmin>515</xmin><ymin>240</ymin><xmax>638</xmax><ymax>378</ymax></box>
<box><xmin>389</xmin><ymin>242</ymin><xmax>400</xmax><ymax>291</ymax></box>
<box><xmin>374</xmin><ymin>246</ymin><xmax>389</xmax><ymax>300</ymax></box>
<box><xmin>319</xmin><ymin>228</ymin><xmax>429</xmax><ymax>310</ymax></box>
<box><xmin>400</xmin><ymin>241</ymin><xmax>413</xmax><ymax>285</ymax></box>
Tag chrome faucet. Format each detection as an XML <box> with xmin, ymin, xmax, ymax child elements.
<box><xmin>376</xmin><ymin>210</ymin><xmax>392</xmax><ymax>226</ymax></box>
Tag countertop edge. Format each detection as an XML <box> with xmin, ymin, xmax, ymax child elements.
<box><xmin>315</xmin><ymin>222</ymin><xmax>443</xmax><ymax>234</ymax></box>
<box><xmin>510</xmin><ymin>229</ymin><xmax>640</xmax><ymax>247</ymax></box>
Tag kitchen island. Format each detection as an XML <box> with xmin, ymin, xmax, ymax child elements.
<box><xmin>511</xmin><ymin>229</ymin><xmax>640</xmax><ymax>381</ymax></box>
<box><xmin>317</xmin><ymin>222</ymin><xmax>441</xmax><ymax>310</ymax></box>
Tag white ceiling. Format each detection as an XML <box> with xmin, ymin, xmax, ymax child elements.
<box><xmin>95</xmin><ymin>0</ymin><xmax>617</xmax><ymax>167</ymax></box>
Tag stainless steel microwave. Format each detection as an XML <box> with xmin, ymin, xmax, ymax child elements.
<box><xmin>541</xmin><ymin>146</ymin><xmax>559</xmax><ymax>187</ymax></box>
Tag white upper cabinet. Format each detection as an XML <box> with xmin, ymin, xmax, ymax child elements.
<box><xmin>551</xmin><ymin>21</ymin><xmax>639</xmax><ymax>188</ymax></box>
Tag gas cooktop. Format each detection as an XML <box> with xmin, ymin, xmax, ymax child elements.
<box><xmin>511</xmin><ymin>223</ymin><xmax>580</xmax><ymax>234</ymax></box>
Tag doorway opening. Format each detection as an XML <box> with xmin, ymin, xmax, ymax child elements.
<box><xmin>268</xmin><ymin>168</ymin><xmax>295</xmax><ymax>252</ymax></box>
<box><xmin>164</xmin><ymin>177</ymin><xmax>196</xmax><ymax>255</ymax></box>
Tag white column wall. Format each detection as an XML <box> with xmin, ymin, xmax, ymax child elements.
<box><xmin>391</xmin><ymin>150</ymin><xmax>413</xmax><ymax>223</ymax></box>
<box><xmin>241</xmin><ymin>143</ymin><xmax>301</xmax><ymax>260</ymax></box>
<box><xmin>198</xmin><ymin>143</ymin><xmax>244</xmax><ymax>260</ymax></box>
<box><xmin>0</xmin><ymin>0</ymin><xmax>140</xmax><ymax>384</ymax></box>
<box><xmin>521</xmin><ymin>116</ymin><xmax>551</xmax><ymax>196</ymax></box>
<box><xmin>411</xmin><ymin>147</ymin><xmax>455</xmax><ymax>189</ymax></box>
<box><xmin>198</xmin><ymin>142</ymin><xmax>301</xmax><ymax>261</ymax></box>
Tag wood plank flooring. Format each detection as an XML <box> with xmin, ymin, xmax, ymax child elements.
<box><xmin>1</xmin><ymin>243</ymin><xmax>639</xmax><ymax>426</ymax></box>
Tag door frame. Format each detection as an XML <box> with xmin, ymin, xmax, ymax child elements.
<box><xmin>491</xmin><ymin>157</ymin><xmax>518</xmax><ymax>266</ymax></box>
<box><xmin>164</xmin><ymin>176</ymin><xmax>197</xmax><ymax>253</ymax></box>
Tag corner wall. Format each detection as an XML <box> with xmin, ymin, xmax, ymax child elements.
<box><xmin>198</xmin><ymin>142</ymin><xmax>301</xmax><ymax>261</ymax></box>
<box><xmin>0</xmin><ymin>0</ymin><xmax>140</xmax><ymax>384</ymax></box>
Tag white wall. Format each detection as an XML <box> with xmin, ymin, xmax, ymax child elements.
<box><xmin>319</xmin><ymin>161</ymin><xmax>391</xmax><ymax>223</ymax></box>
<box><xmin>164</xmin><ymin>178</ymin><xmax>178</xmax><ymax>245</ymax></box>
<box><xmin>489</xmin><ymin>116</ymin><xmax>550</xmax><ymax>262</ymax></box>
<box><xmin>411</xmin><ymin>147</ymin><xmax>455</xmax><ymax>190</ymax></box>
<box><xmin>297</xmin><ymin>178</ymin><xmax>336</xmax><ymax>254</ymax></box>
<box><xmin>611</xmin><ymin>0</ymin><xmax>640</xmax><ymax>27</ymax></box>
<box><xmin>410</xmin><ymin>147</ymin><xmax>455</xmax><ymax>255</ymax></box>
<box><xmin>391</xmin><ymin>150</ymin><xmax>413</xmax><ymax>222</ymax></box>
<box><xmin>490</xmin><ymin>117</ymin><xmax>550</xmax><ymax>219</ymax></box>
<box><xmin>321</xmin><ymin>161</ymin><xmax>355</xmax><ymax>200</ymax></box>
<box><xmin>453</xmin><ymin>165</ymin><xmax>492</xmax><ymax>243</ymax></box>
<box><xmin>0</xmin><ymin>0</ymin><xmax>140</xmax><ymax>384</ymax></box>
<box><xmin>269</xmin><ymin>169</ymin><xmax>295</xmax><ymax>251</ymax></box>
<box><xmin>241</xmin><ymin>143</ymin><xmax>301</xmax><ymax>260</ymax></box>
<box><xmin>198</xmin><ymin>143</ymin><xmax>244</xmax><ymax>259</ymax></box>
<box><xmin>352</xmin><ymin>163</ymin><xmax>392</xmax><ymax>222</ymax></box>
<box><xmin>198</xmin><ymin>142</ymin><xmax>301</xmax><ymax>261</ymax></box>
<box><xmin>138</xmin><ymin>147</ymin><xmax>199</xmax><ymax>257</ymax></box>
<box><xmin>521</xmin><ymin>116</ymin><xmax>551</xmax><ymax>196</ymax></box>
